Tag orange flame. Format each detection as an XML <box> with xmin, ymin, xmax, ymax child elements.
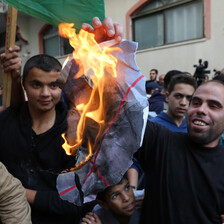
<box><xmin>59</xmin><ymin>23</ymin><xmax>121</xmax><ymax>170</ymax></box>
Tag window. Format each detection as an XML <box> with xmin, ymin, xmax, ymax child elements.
<box><xmin>132</xmin><ymin>0</ymin><xmax>203</xmax><ymax>50</ymax></box>
<box><xmin>42</xmin><ymin>25</ymin><xmax>73</xmax><ymax>57</ymax></box>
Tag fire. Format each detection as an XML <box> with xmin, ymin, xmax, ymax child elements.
<box><xmin>59</xmin><ymin>23</ymin><xmax>122</xmax><ymax>170</ymax></box>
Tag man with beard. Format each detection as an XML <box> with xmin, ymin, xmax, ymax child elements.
<box><xmin>149</xmin><ymin>69</ymin><xmax>158</xmax><ymax>82</ymax></box>
<box><xmin>136</xmin><ymin>80</ymin><xmax>224</xmax><ymax>223</ymax></box>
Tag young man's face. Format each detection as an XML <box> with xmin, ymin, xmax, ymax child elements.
<box><xmin>166</xmin><ymin>83</ymin><xmax>195</xmax><ymax>120</ymax></box>
<box><xmin>187</xmin><ymin>82</ymin><xmax>224</xmax><ymax>147</ymax></box>
<box><xmin>23</xmin><ymin>67</ymin><xmax>62</xmax><ymax>113</ymax></box>
<box><xmin>150</xmin><ymin>70</ymin><xmax>157</xmax><ymax>81</ymax></box>
<box><xmin>103</xmin><ymin>178</ymin><xmax>135</xmax><ymax>217</ymax></box>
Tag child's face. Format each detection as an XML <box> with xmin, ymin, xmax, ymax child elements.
<box><xmin>104</xmin><ymin>178</ymin><xmax>135</xmax><ymax>217</ymax></box>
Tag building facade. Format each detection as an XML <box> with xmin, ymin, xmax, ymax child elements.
<box><xmin>105</xmin><ymin>0</ymin><xmax>224</xmax><ymax>79</ymax></box>
<box><xmin>0</xmin><ymin>0</ymin><xmax>223</xmax><ymax>80</ymax></box>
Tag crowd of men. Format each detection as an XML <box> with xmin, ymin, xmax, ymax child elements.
<box><xmin>1</xmin><ymin>17</ymin><xmax>224</xmax><ymax>224</ymax></box>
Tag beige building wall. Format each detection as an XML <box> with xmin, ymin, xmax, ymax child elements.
<box><xmin>17</xmin><ymin>14</ymin><xmax>68</xmax><ymax>67</ymax></box>
<box><xmin>17</xmin><ymin>13</ymin><xmax>45</xmax><ymax>67</ymax></box>
<box><xmin>1</xmin><ymin>0</ymin><xmax>224</xmax><ymax>81</ymax></box>
<box><xmin>105</xmin><ymin>0</ymin><xmax>224</xmax><ymax>79</ymax></box>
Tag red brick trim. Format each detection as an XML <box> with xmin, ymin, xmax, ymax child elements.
<box><xmin>38</xmin><ymin>24</ymin><xmax>51</xmax><ymax>54</ymax></box>
<box><xmin>126</xmin><ymin>0</ymin><xmax>151</xmax><ymax>40</ymax></box>
<box><xmin>204</xmin><ymin>0</ymin><xmax>211</xmax><ymax>40</ymax></box>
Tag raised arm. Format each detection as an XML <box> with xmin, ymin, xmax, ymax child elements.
<box><xmin>0</xmin><ymin>45</ymin><xmax>25</xmax><ymax>108</ymax></box>
<box><xmin>81</xmin><ymin>17</ymin><xmax>123</xmax><ymax>43</ymax></box>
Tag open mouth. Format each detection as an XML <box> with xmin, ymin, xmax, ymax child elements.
<box><xmin>192</xmin><ymin>120</ymin><xmax>207</xmax><ymax>126</ymax></box>
<box><xmin>124</xmin><ymin>202</ymin><xmax>135</xmax><ymax>211</ymax></box>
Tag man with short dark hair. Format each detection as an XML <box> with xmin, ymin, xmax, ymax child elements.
<box><xmin>150</xmin><ymin>74</ymin><xmax>197</xmax><ymax>132</ymax></box>
<box><xmin>136</xmin><ymin>79</ymin><xmax>224</xmax><ymax>223</ymax></box>
<box><xmin>149</xmin><ymin>69</ymin><xmax>158</xmax><ymax>82</ymax></box>
<box><xmin>0</xmin><ymin>17</ymin><xmax>123</xmax><ymax>224</ymax></box>
<box><xmin>163</xmin><ymin>70</ymin><xmax>182</xmax><ymax>91</ymax></box>
<box><xmin>0</xmin><ymin>53</ymin><xmax>96</xmax><ymax>224</ymax></box>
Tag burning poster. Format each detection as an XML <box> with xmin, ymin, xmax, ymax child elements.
<box><xmin>56</xmin><ymin>23</ymin><xmax>148</xmax><ymax>205</ymax></box>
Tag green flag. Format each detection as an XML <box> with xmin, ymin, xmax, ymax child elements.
<box><xmin>3</xmin><ymin>0</ymin><xmax>105</xmax><ymax>30</ymax></box>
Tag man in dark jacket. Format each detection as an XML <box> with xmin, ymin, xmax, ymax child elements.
<box><xmin>0</xmin><ymin>17</ymin><xmax>123</xmax><ymax>224</ymax></box>
<box><xmin>136</xmin><ymin>80</ymin><xmax>224</xmax><ymax>223</ymax></box>
<box><xmin>0</xmin><ymin>53</ymin><xmax>96</xmax><ymax>224</ymax></box>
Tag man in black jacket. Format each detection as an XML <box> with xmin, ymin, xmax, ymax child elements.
<box><xmin>136</xmin><ymin>80</ymin><xmax>224</xmax><ymax>224</ymax></box>
<box><xmin>0</xmin><ymin>17</ymin><xmax>123</xmax><ymax>224</ymax></box>
<box><xmin>0</xmin><ymin>53</ymin><xmax>97</xmax><ymax>224</ymax></box>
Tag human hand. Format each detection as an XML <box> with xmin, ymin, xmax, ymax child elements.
<box><xmin>134</xmin><ymin>189</ymin><xmax>145</xmax><ymax>210</ymax></box>
<box><xmin>135</xmin><ymin>196</ymin><xmax>144</xmax><ymax>210</ymax></box>
<box><xmin>25</xmin><ymin>188</ymin><xmax>37</xmax><ymax>205</ymax></box>
<box><xmin>0</xmin><ymin>45</ymin><xmax>22</xmax><ymax>79</ymax></box>
<box><xmin>81</xmin><ymin>212</ymin><xmax>101</xmax><ymax>224</ymax></box>
<box><xmin>221</xmin><ymin>214</ymin><xmax>224</xmax><ymax>223</ymax></box>
<box><xmin>0</xmin><ymin>106</ymin><xmax>5</xmax><ymax>112</ymax></box>
<box><xmin>81</xmin><ymin>17</ymin><xmax>123</xmax><ymax>43</ymax></box>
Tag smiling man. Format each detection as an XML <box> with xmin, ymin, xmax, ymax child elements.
<box><xmin>187</xmin><ymin>81</ymin><xmax>224</xmax><ymax>147</ymax></box>
<box><xmin>0</xmin><ymin>16</ymin><xmax>124</xmax><ymax>224</ymax></box>
<box><xmin>150</xmin><ymin>74</ymin><xmax>197</xmax><ymax>132</ymax></box>
<box><xmin>136</xmin><ymin>79</ymin><xmax>224</xmax><ymax>223</ymax></box>
<box><xmin>0</xmin><ymin>54</ymin><xmax>97</xmax><ymax>223</ymax></box>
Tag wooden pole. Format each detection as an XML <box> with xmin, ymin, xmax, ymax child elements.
<box><xmin>3</xmin><ymin>6</ymin><xmax>18</xmax><ymax>108</ymax></box>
